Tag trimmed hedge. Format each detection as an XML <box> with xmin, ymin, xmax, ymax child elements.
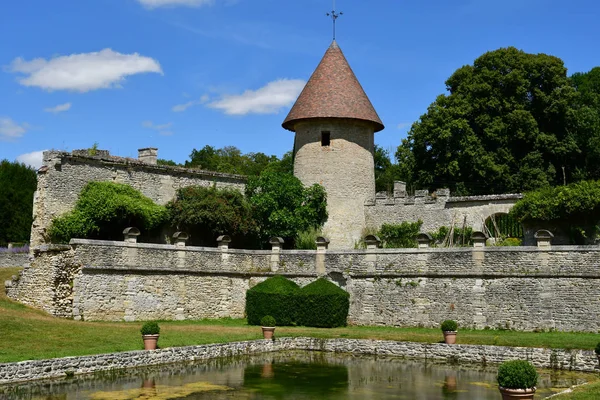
<box><xmin>497</xmin><ymin>360</ymin><xmax>538</xmax><ymax>389</ymax></box>
<box><xmin>245</xmin><ymin>276</ymin><xmax>300</xmax><ymax>326</ymax></box>
<box><xmin>296</xmin><ymin>278</ymin><xmax>349</xmax><ymax>328</ymax></box>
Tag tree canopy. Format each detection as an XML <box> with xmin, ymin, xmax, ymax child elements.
<box><xmin>0</xmin><ymin>160</ymin><xmax>37</xmax><ymax>245</ymax></box>
<box><xmin>396</xmin><ymin>47</ymin><xmax>600</xmax><ymax>195</ymax></box>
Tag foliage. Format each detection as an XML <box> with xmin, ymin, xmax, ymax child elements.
<box><xmin>157</xmin><ymin>159</ymin><xmax>179</xmax><ymax>166</ymax></box>
<box><xmin>294</xmin><ymin>227</ymin><xmax>322</xmax><ymax>250</ymax></box>
<box><xmin>185</xmin><ymin>145</ymin><xmax>290</xmax><ymax>176</ymax></box>
<box><xmin>440</xmin><ymin>320</ymin><xmax>458</xmax><ymax>332</ymax></box>
<box><xmin>397</xmin><ymin>47</ymin><xmax>600</xmax><ymax>195</ymax></box>
<box><xmin>374</xmin><ymin>145</ymin><xmax>404</xmax><ymax>193</ymax></box>
<box><xmin>495</xmin><ymin>237</ymin><xmax>522</xmax><ymax>246</ymax></box>
<box><xmin>378</xmin><ymin>221</ymin><xmax>423</xmax><ymax>248</ymax></box>
<box><xmin>510</xmin><ymin>180</ymin><xmax>600</xmax><ymax>243</ymax></box>
<box><xmin>260</xmin><ymin>315</ymin><xmax>276</xmax><ymax>327</ymax></box>
<box><xmin>429</xmin><ymin>226</ymin><xmax>474</xmax><ymax>247</ymax></box>
<box><xmin>296</xmin><ymin>278</ymin><xmax>350</xmax><ymax>328</ymax></box>
<box><xmin>246</xmin><ymin>171</ymin><xmax>327</xmax><ymax>246</ymax></box>
<box><xmin>140</xmin><ymin>321</ymin><xmax>160</xmax><ymax>335</ymax></box>
<box><xmin>497</xmin><ymin>360</ymin><xmax>538</xmax><ymax>389</ymax></box>
<box><xmin>166</xmin><ymin>185</ymin><xmax>259</xmax><ymax>248</ymax></box>
<box><xmin>48</xmin><ymin>182</ymin><xmax>167</xmax><ymax>243</ymax></box>
<box><xmin>245</xmin><ymin>276</ymin><xmax>300</xmax><ymax>326</ymax></box>
<box><xmin>0</xmin><ymin>160</ymin><xmax>37</xmax><ymax>245</ymax></box>
<box><xmin>485</xmin><ymin>213</ymin><xmax>523</xmax><ymax>239</ymax></box>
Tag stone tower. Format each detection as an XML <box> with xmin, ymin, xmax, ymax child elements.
<box><xmin>282</xmin><ymin>41</ymin><xmax>384</xmax><ymax>249</ymax></box>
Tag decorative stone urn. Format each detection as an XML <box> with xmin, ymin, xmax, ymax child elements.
<box><xmin>498</xmin><ymin>387</ymin><xmax>536</xmax><ymax>399</ymax></box>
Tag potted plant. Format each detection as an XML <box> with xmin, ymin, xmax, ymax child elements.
<box><xmin>497</xmin><ymin>360</ymin><xmax>538</xmax><ymax>399</ymax></box>
<box><xmin>441</xmin><ymin>320</ymin><xmax>458</xmax><ymax>344</ymax></box>
<box><xmin>141</xmin><ymin>321</ymin><xmax>160</xmax><ymax>350</ymax></box>
<box><xmin>261</xmin><ymin>315</ymin><xmax>276</xmax><ymax>340</ymax></box>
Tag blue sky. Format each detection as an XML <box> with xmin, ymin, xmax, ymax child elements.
<box><xmin>1</xmin><ymin>0</ymin><xmax>599</xmax><ymax>168</ymax></box>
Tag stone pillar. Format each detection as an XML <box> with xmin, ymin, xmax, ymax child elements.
<box><xmin>138</xmin><ymin>148</ymin><xmax>158</xmax><ymax>165</ymax></box>
<box><xmin>315</xmin><ymin>236</ymin><xmax>329</xmax><ymax>276</ymax></box>
<box><xmin>534</xmin><ymin>230</ymin><xmax>554</xmax><ymax>248</ymax></box>
<box><xmin>172</xmin><ymin>232</ymin><xmax>189</xmax><ymax>247</ymax></box>
<box><xmin>270</xmin><ymin>237</ymin><xmax>284</xmax><ymax>272</ymax></box>
<box><xmin>416</xmin><ymin>233</ymin><xmax>433</xmax><ymax>249</ymax></box>
<box><xmin>364</xmin><ymin>235</ymin><xmax>380</xmax><ymax>272</ymax></box>
<box><xmin>393</xmin><ymin>181</ymin><xmax>406</xmax><ymax>198</ymax></box>
<box><xmin>216</xmin><ymin>235</ymin><xmax>231</xmax><ymax>250</ymax></box>
<box><xmin>471</xmin><ymin>232</ymin><xmax>488</xmax><ymax>248</ymax></box>
<box><xmin>123</xmin><ymin>227</ymin><xmax>140</xmax><ymax>243</ymax></box>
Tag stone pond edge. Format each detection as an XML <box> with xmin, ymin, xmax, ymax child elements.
<box><xmin>1</xmin><ymin>337</ymin><xmax>598</xmax><ymax>385</ymax></box>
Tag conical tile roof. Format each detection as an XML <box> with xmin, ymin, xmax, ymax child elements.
<box><xmin>282</xmin><ymin>41</ymin><xmax>384</xmax><ymax>132</ymax></box>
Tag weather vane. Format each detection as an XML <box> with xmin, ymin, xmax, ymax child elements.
<box><xmin>326</xmin><ymin>0</ymin><xmax>343</xmax><ymax>41</ymax></box>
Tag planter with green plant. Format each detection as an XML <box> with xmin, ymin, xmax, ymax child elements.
<box><xmin>441</xmin><ymin>320</ymin><xmax>458</xmax><ymax>344</ymax></box>
<box><xmin>497</xmin><ymin>360</ymin><xmax>538</xmax><ymax>399</ymax></box>
<box><xmin>261</xmin><ymin>315</ymin><xmax>276</xmax><ymax>340</ymax></box>
<box><xmin>140</xmin><ymin>321</ymin><xmax>160</xmax><ymax>350</ymax></box>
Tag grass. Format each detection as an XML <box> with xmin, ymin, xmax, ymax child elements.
<box><xmin>553</xmin><ymin>381</ymin><xmax>600</xmax><ymax>399</ymax></box>
<box><xmin>2</xmin><ymin>267</ymin><xmax>600</xmax><ymax>367</ymax></box>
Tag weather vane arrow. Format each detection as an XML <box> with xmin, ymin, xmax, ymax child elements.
<box><xmin>326</xmin><ymin>0</ymin><xmax>343</xmax><ymax>41</ymax></box>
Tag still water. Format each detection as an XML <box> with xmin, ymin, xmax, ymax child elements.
<box><xmin>1</xmin><ymin>351</ymin><xmax>593</xmax><ymax>399</ymax></box>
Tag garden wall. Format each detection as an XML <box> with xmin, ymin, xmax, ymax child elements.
<box><xmin>8</xmin><ymin>239</ymin><xmax>600</xmax><ymax>332</ymax></box>
<box><xmin>0</xmin><ymin>252</ymin><xmax>28</xmax><ymax>268</ymax></box>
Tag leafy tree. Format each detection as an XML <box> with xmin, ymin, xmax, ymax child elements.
<box><xmin>398</xmin><ymin>47</ymin><xmax>595</xmax><ymax>195</ymax></box>
<box><xmin>48</xmin><ymin>182</ymin><xmax>167</xmax><ymax>243</ymax></box>
<box><xmin>166</xmin><ymin>185</ymin><xmax>259</xmax><ymax>248</ymax></box>
<box><xmin>0</xmin><ymin>160</ymin><xmax>37</xmax><ymax>245</ymax></box>
<box><xmin>185</xmin><ymin>145</ymin><xmax>281</xmax><ymax>176</ymax></box>
<box><xmin>246</xmin><ymin>171</ymin><xmax>327</xmax><ymax>247</ymax></box>
<box><xmin>157</xmin><ymin>159</ymin><xmax>179</xmax><ymax>166</ymax></box>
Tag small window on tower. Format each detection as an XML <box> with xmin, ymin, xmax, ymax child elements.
<box><xmin>321</xmin><ymin>131</ymin><xmax>331</xmax><ymax>147</ymax></box>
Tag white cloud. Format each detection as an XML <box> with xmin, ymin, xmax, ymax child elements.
<box><xmin>16</xmin><ymin>150</ymin><xmax>46</xmax><ymax>169</ymax></box>
<box><xmin>172</xmin><ymin>94</ymin><xmax>209</xmax><ymax>112</ymax></box>
<box><xmin>208</xmin><ymin>79</ymin><xmax>305</xmax><ymax>115</ymax></box>
<box><xmin>8</xmin><ymin>49</ymin><xmax>163</xmax><ymax>92</ymax></box>
<box><xmin>44</xmin><ymin>102</ymin><xmax>72</xmax><ymax>114</ymax></box>
<box><xmin>137</xmin><ymin>0</ymin><xmax>214</xmax><ymax>9</ymax></box>
<box><xmin>142</xmin><ymin>120</ymin><xmax>173</xmax><ymax>136</ymax></box>
<box><xmin>0</xmin><ymin>117</ymin><xmax>29</xmax><ymax>140</ymax></box>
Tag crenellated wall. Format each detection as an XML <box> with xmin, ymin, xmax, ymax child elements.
<box><xmin>8</xmin><ymin>238</ymin><xmax>600</xmax><ymax>332</ymax></box>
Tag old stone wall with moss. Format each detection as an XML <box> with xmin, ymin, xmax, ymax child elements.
<box><xmin>8</xmin><ymin>239</ymin><xmax>600</xmax><ymax>332</ymax></box>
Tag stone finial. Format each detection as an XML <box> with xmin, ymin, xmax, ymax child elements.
<box><xmin>393</xmin><ymin>181</ymin><xmax>407</xmax><ymax>198</ymax></box>
<box><xmin>138</xmin><ymin>148</ymin><xmax>158</xmax><ymax>165</ymax></box>
<box><xmin>534</xmin><ymin>230</ymin><xmax>554</xmax><ymax>248</ymax></box>
<box><xmin>123</xmin><ymin>227</ymin><xmax>141</xmax><ymax>243</ymax></box>
<box><xmin>270</xmin><ymin>237</ymin><xmax>284</xmax><ymax>251</ymax></box>
<box><xmin>416</xmin><ymin>233</ymin><xmax>433</xmax><ymax>248</ymax></box>
<box><xmin>364</xmin><ymin>235</ymin><xmax>381</xmax><ymax>250</ymax></box>
<box><xmin>216</xmin><ymin>235</ymin><xmax>231</xmax><ymax>250</ymax></box>
<box><xmin>315</xmin><ymin>236</ymin><xmax>330</xmax><ymax>251</ymax></box>
<box><xmin>172</xmin><ymin>232</ymin><xmax>189</xmax><ymax>247</ymax></box>
<box><xmin>471</xmin><ymin>231</ymin><xmax>488</xmax><ymax>248</ymax></box>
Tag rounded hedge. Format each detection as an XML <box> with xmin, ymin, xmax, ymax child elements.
<box><xmin>441</xmin><ymin>320</ymin><xmax>458</xmax><ymax>332</ymax></box>
<box><xmin>296</xmin><ymin>278</ymin><xmax>349</xmax><ymax>328</ymax></box>
<box><xmin>260</xmin><ymin>315</ymin><xmax>276</xmax><ymax>327</ymax></box>
<box><xmin>497</xmin><ymin>360</ymin><xmax>538</xmax><ymax>389</ymax></box>
<box><xmin>140</xmin><ymin>321</ymin><xmax>160</xmax><ymax>335</ymax></box>
<box><xmin>246</xmin><ymin>276</ymin><xmax>300</xmax><ymax>326</ymax></box>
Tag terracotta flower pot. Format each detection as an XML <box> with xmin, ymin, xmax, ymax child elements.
<box><xmin>443</xmin><ymin>331</ymin><xmax>457</xmax><ymax>344</ymax></box>
<box><xmin>262</xmin><ymin>327</ymin><xmax>275</xmax><ymax>340</ymax></box>
<box><xmin>142</xmin><ymin>334</ymin><xmax>159</xmax><ymax>350</ymax></box>
<box><xmin>499</xmin><ymin>387</ymin><xmax>536</xmax><ymax>400</ymax></box>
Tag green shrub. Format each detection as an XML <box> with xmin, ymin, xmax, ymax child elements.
<box><xmin>260</xmin><ymin>315</ymin><xmax>276</xmax><ymax>327</ymax></box>
<box><xmin>496</xmin><ymin>237</ymin><xmax>522</xmax><ymax>246</ymax></box>
<box><xmin>48</xmin><ymin>182</ymin><xmax>167</xmax><ymax>243</ymax></box>
<box><xmin>140</xmin><ymin>321</ymin><xmax>160</xmax><ymax>335</ymax></box>
<box><xmin>379</xmin><ymin>220</ymin><xmax>423</xmax><ymax>248</ymax></box>
<box><xmin>430</xmin><ymin>226</ymin><xmax>473</xmax><ymax>247</ymax></box>
<box><xmin>246</xmin><ymin>276</ymin><xmax>300</xmax><ymax>326</ymax></box>
<box><xmin>441</xmin><ymin>320</ymin><xmax>458</xmax><ymax>332</ymax></box>
<box><xmin>497</xmin><ymin>360</ymin><xmax>538</xmax><ymax>389</ymax></box>
<box><xmin>595</xmin><ymin>342</ymin><xmax>600</xmax><ymax>355</ymax></box>
<box><xmin>295</xmin><ymin>226</ymin><xmax>322</xmax><ymax>250</ymax></box>
<box><xmin>296</xmin><ymin>278</ymin><xmax>349</xmax><ymax>328</ymax></box>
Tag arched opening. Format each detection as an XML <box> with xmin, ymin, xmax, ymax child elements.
<box><xmin>484</xmin><ymin>213</ymin><xmax>523</xmax><ymax>245</ymax></box>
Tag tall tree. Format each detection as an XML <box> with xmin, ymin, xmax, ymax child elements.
<box><xmin>398</xmin><ymin>47</ymin><xmax>595</xmax><ymax>195</ymax></box>
<box><xmin>0</xmin><ymin>160</ymin><xmax>37</xmax><ymax>244</ymax></box>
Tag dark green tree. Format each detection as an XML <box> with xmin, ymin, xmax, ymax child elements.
<box><xmin>246</xmin><ymin>171</ymin><xmax>327</xmax><ymax>247</ymax></box>
<box><xmin>0</xmin><ymin>160</ymin><xmax>37</xmax><ymax>244</ymax></box>
<box><xmin>398</xmin><ymin>47</ymin><xmax>593</xmax><ymax>195</ymax></box>
<box><xmin>185</xmin><ymin>145</ymin><xmax>281</xmax><ymax>176</ymax></box>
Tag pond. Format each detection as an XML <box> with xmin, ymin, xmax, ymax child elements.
<box><xmin>2</xmin><ymin>351</ymin><xmax>593</xmax><ymax>399</ymax></box>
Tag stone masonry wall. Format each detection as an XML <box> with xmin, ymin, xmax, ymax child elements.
<box><xmin>365</xmin><ymin>192</ymin><xmax>522</xmax><ymax>233</ymax></box>
<box><xmin>9</xmin><ymin>239</ymin><xmax>600</xmax><ymax>332</ymax></box>
<box><xmin>30</xmin><ymin>151</ymin><xmax>246</xmax><ymax>246</ymax></box>
<box><xmin>0</xmin><ymin>252</ymin><xmax>28</xmax><ymax>268</ymax></box>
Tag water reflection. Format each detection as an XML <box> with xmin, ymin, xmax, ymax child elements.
<box><xmin>1</xmin><ymin>351</ymin><xmax>594</xmax><ymax>399</ymax></box>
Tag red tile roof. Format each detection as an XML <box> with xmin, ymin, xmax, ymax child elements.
<box><xmin>282</xmin><ymin>41</ymin><xmax>384</xmax><ymax>132</ymax></box>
